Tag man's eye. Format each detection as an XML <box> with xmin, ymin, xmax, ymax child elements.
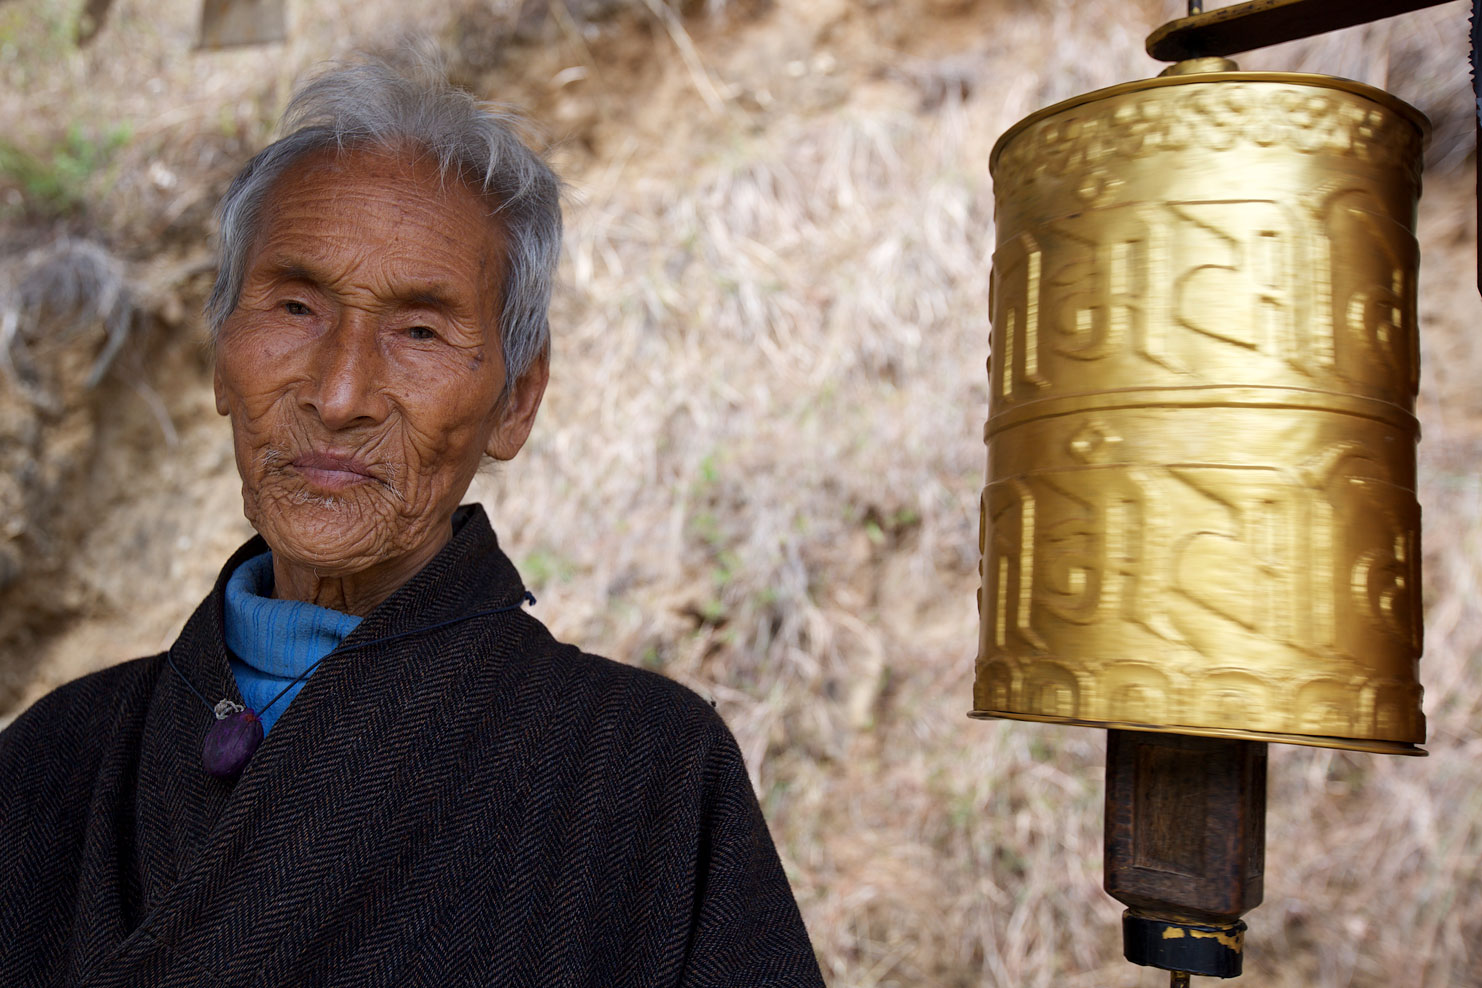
<box><xmin>283</xmin><ymin>300</ymin><xmax>311</xmax><ymax>316</ymax></box>
<box><xmin>406</xmin><ymin>326</ymin><xmax>438</xmax><ymax>341</ymax></box>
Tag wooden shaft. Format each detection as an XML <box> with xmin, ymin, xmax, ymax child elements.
<box><xmin>1104</xmin><ymin>730</ymin><xmax>1267</xmax><ymax>977</ymax></box>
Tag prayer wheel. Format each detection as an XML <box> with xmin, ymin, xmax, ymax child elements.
<box><xmin>974</xmin><ymin>60</ymin><xmax>1427</xmax><ymax>753</ymax></box>
<box><xmin>972</xmin><ymin>56</ymin><xmax>1429</xmax><ymax>980</ymax></box>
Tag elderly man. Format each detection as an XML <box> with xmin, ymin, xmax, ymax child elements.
<box><xmin>0</xmin><ymin>58</ymin><xmax>823</xmax><ymax>987</ymax></box>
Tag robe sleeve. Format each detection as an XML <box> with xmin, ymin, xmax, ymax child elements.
<box><xmin>0</xmin><ymin>658</ymin><xmax>155</xmax><ymax>986</ymax></box>
<box><xmin>679</xmin><ymin>723</ymin><xmax>826</xmax><ymax>988</ymax></box>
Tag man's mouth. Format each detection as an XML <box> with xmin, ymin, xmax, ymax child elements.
<box><xmin>290</xmin><ymin>451</ymin><xmax>379</xmax><ymax>491</ymax></box>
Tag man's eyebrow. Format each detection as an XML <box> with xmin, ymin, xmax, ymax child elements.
<box><xmin>399</xmin><ymin>284</ymin><xmax>490</xmax><ymax>321</ymax></box>
<box><xmin>260</xmin><ymin>259</ymin><xmax>320</xmax><ymax>284</ymax></box>
<box><xmin>258</xmin><ymin>261</ymin><xmax>466</xmax><ymax>312</ymax></box>
<box><xmin>401</xmin><ymin>287</ymin><xmax>461</xmax><ymax>312</ymax></box>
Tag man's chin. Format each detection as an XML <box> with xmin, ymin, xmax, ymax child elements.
<box><xmin>247</xmin><ymin>493</ymin><xmax>400</xmax><ymax>572</ymax></box>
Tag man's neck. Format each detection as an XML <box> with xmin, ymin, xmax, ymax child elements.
<box><xmin>269</xmin><ymin>533</ymin><xmax>450</xmax><ymax>617</ymax></box>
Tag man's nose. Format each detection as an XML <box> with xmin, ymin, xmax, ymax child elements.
<box><xmin>299</xmin><ymin>311</ymin><xmax>391</xmax><ymax>431</ymax></box>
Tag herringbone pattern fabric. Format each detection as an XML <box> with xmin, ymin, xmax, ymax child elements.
<box><xmin>0</xmin><ymin>506</ymin><xmax>825</xmax><ymax>987</ymax></box>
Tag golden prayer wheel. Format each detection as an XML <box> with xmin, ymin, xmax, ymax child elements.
<box><xmin>972</xmin><ymin>61</ymin><xmax>1429</xmax><ymax>756</ymax></box>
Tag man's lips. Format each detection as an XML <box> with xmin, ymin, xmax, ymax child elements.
<box><xmin>290</xmin><ymin>452</ymin><xmax>380</xmax><ymax>490</ymax></box>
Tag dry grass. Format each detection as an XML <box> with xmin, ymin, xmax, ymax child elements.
<box><xmin>3</xmin><ymin>0</ymin><xmax>1481</xmax><ymax>985</ymax></box>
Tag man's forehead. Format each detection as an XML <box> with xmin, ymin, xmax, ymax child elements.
<box><xmin>249</xmin><ymin>146</ymin><xmax>507</xmax><ymax>284</ymax></box>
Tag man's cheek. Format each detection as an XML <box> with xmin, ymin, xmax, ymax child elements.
<box><xmin>230</xmin><ymin>385</ymin><xmax>299</xmax><ymax>431</ymax></box>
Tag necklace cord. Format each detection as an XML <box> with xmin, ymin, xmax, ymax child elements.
<box><xmin>167</xmin><ymin>591</ymin><xmax>537</xmax><ymax>718</ymax></box>
<box><xmin>166</xmin><ymin>650</ymin><xmax>216</xmax><ymax>712</ymax></box>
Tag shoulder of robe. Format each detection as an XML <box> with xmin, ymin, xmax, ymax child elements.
<box><xmin>0</xmin><ymin>653</ymin><xmax>165</xmax><ymax>757</ymax></box>
<box><xmin>510</xmin><ymin>614</ymin><xmax>741</xmax><ymax>760</ymax></box>
<box><xmin>565</xmin><ymin>648</ymin><xmax>730</xmax><ymax>731</ymax></box>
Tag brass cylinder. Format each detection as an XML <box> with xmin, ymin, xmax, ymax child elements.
<box><xmin>972</xmin><ymin>68</ymin><xmax>1428</xmax><ymax>755</ymax></box>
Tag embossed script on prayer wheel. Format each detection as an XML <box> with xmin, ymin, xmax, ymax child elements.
<box><xmin>972</xmin><ymin>69</ymin><xmax>1428</xmax><ymax>755</ymax></box>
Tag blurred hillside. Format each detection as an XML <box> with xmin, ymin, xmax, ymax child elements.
<box><xmin>2</xmin><ymin>0</ymin><xmax>1480</xmax><ymax>985</ymax></box>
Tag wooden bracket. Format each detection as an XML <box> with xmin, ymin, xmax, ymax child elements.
<box><xmin>1147</xmin><ymin>0</ymin><xmax>1459</xmax><ymax>61</ymax></box>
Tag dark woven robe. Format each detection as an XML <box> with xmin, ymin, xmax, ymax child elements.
<box><xmin>0</xmin><ymin>506</ymin><xmax>824</xmax><ymax>987</ymax></box>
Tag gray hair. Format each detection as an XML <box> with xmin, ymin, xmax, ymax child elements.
<box><xmin>205</xmin><ymin>54</ymin><xmax>562</xmax><ymax>390</ymax></box>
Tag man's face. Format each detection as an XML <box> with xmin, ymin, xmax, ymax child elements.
<box><xmin>213</xmin><ymin>147</ymin><xmax>543</xmax><ymax>583</ymax></box>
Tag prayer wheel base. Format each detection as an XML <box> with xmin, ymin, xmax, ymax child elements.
<box><xmin>969</xmin><ymin>710</ymin><xmax>1425</xmax><ymax>757</ymax></box>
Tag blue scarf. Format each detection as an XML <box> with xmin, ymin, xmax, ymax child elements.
<box><xmin>223</xmin><ymin>552</ymin><xmax>362</xmax><ymax>734</ymax></box>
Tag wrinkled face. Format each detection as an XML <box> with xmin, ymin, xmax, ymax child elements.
<box><xmin>213</xmin><ymin>147</ymin><xmax>537</xmax><ymax>579</ymax></box>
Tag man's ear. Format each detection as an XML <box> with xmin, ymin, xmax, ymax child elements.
<box><xmin>213</xmin><ymin>361</ymin><xmax>230</xmax><ymax>416</ymax></box>
<box><xmin>486</xmin><ymin>351</ymin><xmax>549</xmax><ymax>461</ymax></box>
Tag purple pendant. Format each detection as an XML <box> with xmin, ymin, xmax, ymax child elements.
<box><xmin>202</xmin><ymin>709</ymin><xmax>264</xmax><ymax>779</ymax></box>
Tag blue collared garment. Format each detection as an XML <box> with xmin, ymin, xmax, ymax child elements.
<box><xmin>223</xmin><ymin>551</ymin><xmax>361</xmax><ymax>733</ymax></box>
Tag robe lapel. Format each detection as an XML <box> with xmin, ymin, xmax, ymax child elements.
<box><xmin>80</xmin><ymin>507</ymin><xmax>530</xmax><ymax>987</ymax></box>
